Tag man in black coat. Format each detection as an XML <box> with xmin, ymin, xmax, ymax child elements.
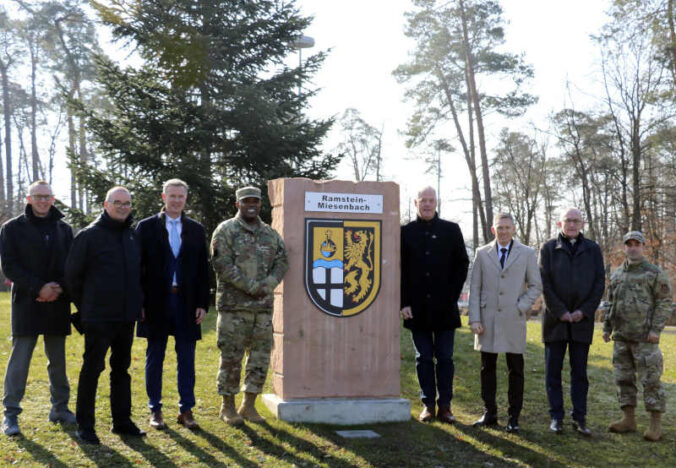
<box><xmin>401</xmin><ymin>186</ymin><xmax>469</xmax><ymax>423</ymax></box>
<box><xmin>65</xmin><ymin>187</ymin><xmax>145</xmax><ymax>444</ymax></box>
<box><xmin>539</xmin><ymin>207</ymin><xmax>605</xmax><ymax>436</ymax></box>
<box><xmin>135</xmin><ymin>179</ymin><xmax>209</xmax><ymax>431</ymax></box>
<box><xmin>0</xmin><ymin>181</ymin><xmax>75</xmax><ymax>436</ymax></box>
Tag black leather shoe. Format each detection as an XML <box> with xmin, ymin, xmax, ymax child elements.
<box><xmin>506</xmin><ymin>418</ymin><xmax>520</xmax><ymax>433</ymax></box>
<box><xmin>473</xmin><ymin>412</ymin><xmax>498</xmax><ymax>427</ymax></box>
<box><xmin>572</xmin><ymin>419</ymin><xmax>592</xmax><ymax>437</ymax></box>
<box><xmin>549</xmin><ymin>419</ymin><xmax>563</xmax><ymax>434</ymax></box>
<box><xmin>112</xmin><ymin>420</ymin><xmax>146</xmax><ymax>437</ymax></box>
<box><xmin>76</xmin><ymin>428</ymin><xmax>100</xmax><ymax>445</ymax></box>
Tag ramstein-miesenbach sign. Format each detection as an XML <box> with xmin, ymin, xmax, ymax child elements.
<box><xmin>304</xmin><ymin>219</ymin><xmax>381</xmax><ymax>317</ymax></box>
<box><xmin>305</xmin><ymin>192</ymin><xmax>383</xmax><ymax>214</ymax></box>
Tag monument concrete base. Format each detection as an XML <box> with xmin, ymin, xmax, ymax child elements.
<box><xmin>262</xmin><ymin>394</ymin><xmax>411</xmax><ymax>425</ymax></box>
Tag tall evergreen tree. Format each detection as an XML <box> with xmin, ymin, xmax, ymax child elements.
<box><xmin>75</xmin><ymin>0</ymin><xmax>337</xmax><ymax>230</ymax></box>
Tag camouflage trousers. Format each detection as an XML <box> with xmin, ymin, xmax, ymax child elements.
<box><xmin>216</xmin><ymin>308</ymin><xmax>273</xmax><ymax>396</ymax></box>
<box><xmin>612</xmin><ymin>340</ymin><xmax>666</xmax><ymax>413</ymax></box>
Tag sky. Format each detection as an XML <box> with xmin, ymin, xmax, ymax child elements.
<box><xmin>293</xmin><ymin>0</ymin><xmax>611</xmax><ymax>232</ymax></box>
<box><xmin>8</xmin><ymin>0</ymin><xmax>612</xmax><ymax>235</ymax></box>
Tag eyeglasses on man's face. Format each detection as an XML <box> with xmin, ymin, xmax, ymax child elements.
<box><xmin>30</xmin><ymin>194</ymin><xmax>53</xmax><ymax>201</ymax></box>
<box><xmin>111</xmin><ymin>200</ymin><xmax>132</xmax><ymax>208</ymax></box>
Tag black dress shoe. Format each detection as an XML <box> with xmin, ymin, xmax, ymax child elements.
<box><xmin>76</xmin><ymin>428</ymin><xmax>100</xmax><ymax>445</ymax></box>
<box><xmin>549</xmin><ymin>419</ymin><xmax>563</xmax><ymax>434</ymax></box>
<box><xmin>112</xmin><ymin>420</ymin><xmax>146</xmax><ymax>437</ymax></box>
<box><xmin>473</xmin><ymin>412</ymin><xmax>498</xmax><ymax>427</ymax></box>
<box><xmin>506</xmin><ymin>418</ymin><xmax>520</xmax><ymax>433</ymax></box>
<box><xmin>572</xmin><ymin>419</ymin><xmax>592</xmax><ymax>437</ymax></box>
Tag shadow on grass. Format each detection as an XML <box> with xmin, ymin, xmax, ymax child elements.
<box><xmin>166</xmin><ymin>426</ymin><xmax>248</xmax><ymax>467</ymax></box>
<box><xmin>117</xmin><ymin>434</ymin><xmax>179</xmax><ymax>467</ymax></box>
<box><xmin>66</xmin><ymin>430</ymin><xmax>132</xmax><ymax>467</ymax></box>
<box><xmin>240</xmin><ymin>421</ymin><xmax>329</xmax><ymax>466</ymax></box>
<box><xmin>15</xmin><ymin>436</ymin><xmax>70</xmax><ymax>468</ymax></box>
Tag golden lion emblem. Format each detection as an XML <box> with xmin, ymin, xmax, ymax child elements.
<box><xmin>344</xmin><ymin>229</ymin><xmax>374</xmax><ymax>302</ymax></box>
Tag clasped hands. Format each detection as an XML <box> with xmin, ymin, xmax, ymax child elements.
<box><xmin>560</xmin><ymin>310</ymin><xmax>584</xmax><ymax>323</ymax></box>
<box><xmin>36</xmin><ymin>282</ymin><xmax>62</xmax><ymax>302</ymax></box>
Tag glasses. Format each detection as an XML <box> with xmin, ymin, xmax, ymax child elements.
<box><xmin>30</xmin><ymin>194</ymin><xmax>53</xmax><ymax>201</ymax></box>
<box><xmin>111</xmin><ymin>200</ymin><xmax>132</xmax><ymax>208</ymax></box>
<box><xmin>563</xmin><ymin>218</ymin><xmax>582</xmax><ymax>224</ymax></box>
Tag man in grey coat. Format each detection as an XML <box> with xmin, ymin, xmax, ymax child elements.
<box><xmin>469</xmin><ymin>213</ymin><xmax>542</xmax><ymax>433</ymax></box>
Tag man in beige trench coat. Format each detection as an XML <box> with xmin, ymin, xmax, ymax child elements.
<box><xmin>469</xmin><ymin>213</ymin><xmax>542</xmax><ymax>433</ymax></box>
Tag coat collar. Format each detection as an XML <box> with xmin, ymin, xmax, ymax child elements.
<box><xmin>554</xmin><ymin>232</ymin><xmax>588</xmax><ymax>255</ymax></box>
<box><xmin>235</xmin><ymin>212</ymin><xmax>262</xmax><ymax>233</ymax></box>
<box><xmin>487</xmin><ymin>238</ymin><xmax>522</xmax><ymax>270</ymax></box>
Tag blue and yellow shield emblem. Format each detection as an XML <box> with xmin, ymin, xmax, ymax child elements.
<box><xmin>305</xmin><ymin>219</ymin><xmax>381</xmax><ymax>317</ymax></box>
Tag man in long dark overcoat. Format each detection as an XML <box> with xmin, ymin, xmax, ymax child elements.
<box><xmin>401</xmin><ymin>186</ymin><xmax>469</xmax><ymax>423</ymax></box>
<box><xmin>539</xmin><ymin>207</ymin><xmax>604</xmax><ymax>436</ymax></box>
<box><xmin>136</xmin><ymin>179</ymin><xmax>210</xmax><ymax>430</ymax></box>
<box><xmin>0</xmin><ymin>181</ymin><xmax>75</xmax><ymax>436</ymax></box>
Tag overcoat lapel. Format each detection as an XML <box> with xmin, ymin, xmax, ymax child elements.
<box><xmin>486</xmin><ymin>240</ymin><xmax>501</xmax><ymax>271</ymax></box>
<box><xmin>502</xmin><ymin>240</ymin><xmax>522</xmax><ymax>271</ymax></box>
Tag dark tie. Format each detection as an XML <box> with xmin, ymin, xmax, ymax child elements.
<box><xmin>500</xmin><ymin>247</ymin><xmax>508</xmax><ymax>269</ymax></box>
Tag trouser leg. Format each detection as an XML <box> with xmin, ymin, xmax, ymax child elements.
<box><xmin>411</xmin><ymin>330</ymin><xmax>436</xmax><ymax>408</ymax></box>
<box><xmin>43</xmin><ymin>335</ymin><xmax>70</xmax><ymax>413</ymax></box>
<box><xmin>613</xmin><ymin>341</ymin><xmax>638</xmax><ymax>408</ymax></box>
<box><xmin>109</xmin><ymin>322</ymin><xmax>134</xmax><ymax>425</ymax></box>
<box><xmin>77</xmin><ymin>325</ymin><xmax>111</xmax><ymax>430</ymax></box>
<box><xmin>568</xmin><ymin>341</ymin><xmax>590</xmax><ymax>423</ymax></box>
<box><xmin>480</xmin><ymin>351</ymin><xmax>498</xmax><ymax>415</ymax></box>
<box><xmin>175</xmin><ymin>336</ymin><xmax>196</xmax><ymax>413</ymax></box>
<box><xmin>506</xmin><ymin>352</ymin><xmax>524</xmax><ymax>419</ymax></box>
<box><xmin>3</xmin><ymin>336</ymin><xmax>38</xmax><ymax>417</ymax></box>
<box><xmin>217</xmin><ymin>310</ymin><xmax>251</xmax><ymax>395</ymax></box>
<box><xmin>635</xmin><ymin>342</ymin><xmax>666</xmax><ymax>413</ymax></box>
<box><xmin>242</xmin><ymin>311</ymin><xmax>272</xmax><ymax>394</ymax></box>
<box><xmin>434</xmin><ymin>330</ymin><xmax>455</xmax><ymax>408</ymax></box>
<box><xmin>145</xmin><ymin>336</ymin><xmax>168</xmax><ymax>413</ymax></box>
<box><xmin>545</xmin><ymin>341</ymin><xmax>566</xmax><ymax>421</ymax></box>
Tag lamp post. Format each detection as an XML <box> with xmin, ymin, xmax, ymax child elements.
<box><xmin>291</xmin><ymin>35</ymin><xmax>315</xmax><ymax>97</ymax></box>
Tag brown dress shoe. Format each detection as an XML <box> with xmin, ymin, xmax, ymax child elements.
<box><xmin>177</xmin><ymin>410</ymin><xmax>199</xmax><ymax>430</ymax></box>
<box><xmin>437</xmin><ymin>407</ymin><xmax>456</xmax><ymax>424</ymax></box>
<box><xmin>149</xmin><ymin>411</ymin><xmax>166</xmax><ymax>430</ymax></box>
<box><xmin>419</xmin><ymin>406</ymin><xmax>435</xmax><ymax>422</ymax></box>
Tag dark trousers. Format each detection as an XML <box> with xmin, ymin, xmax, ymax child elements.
<box><xmin>545</xmin><ymin>340</ymin><xmax>590</xmax><ymax>423</ymax></box>
<box><xmin>411</xmin><ymin>329</ymin><xmax>455</xmax><ymax>409</ymax></box>
<box><xmin>76</xmin><ymin>322</ymin><xmax>135</xmax><ymax>430</ymax></box>
<box><xmin>480</xmin><ymin>351</ymin><xmax>524</xmax><ymax>419</ymax></box>
<box><xmin>146</xmin><ymin>291</ymin><xmax>196</xmax><ymax>414</ymax></box>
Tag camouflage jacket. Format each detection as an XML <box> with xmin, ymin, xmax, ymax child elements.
<box><xmin>211</xmin><ymin>213</ymin><xmax>288</xmax><ymax>311</ymax></box>
<box><xmin>604</xmin><ymin>259</ymin><xmax>673</xmax><ymax>342</ymax></box>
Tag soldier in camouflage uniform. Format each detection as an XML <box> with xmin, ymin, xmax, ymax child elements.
<box><xmin>210</xmin><ymin>186</ymin><xmax>288</xmax><ymax>424</ymax></box>
<box><xmin>602</xmin><ymin>231</ymin><xmax>673</xmax><ymax>441</ymax></box>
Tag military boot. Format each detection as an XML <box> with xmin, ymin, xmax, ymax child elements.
<box><xmin>608</xmin><ymin>405</ymin><xmax>636</xmax><ymax>433</ymax></box>
<box><xmin>220</xmin><ymin>395</ymin><xmax>243</xmax><ymax>425</ymax></box>
<box><xmin>643</xmin><ymin>411</ymin><xmax>662</xmax><ymax>441</ymax></box>
<box><xmin>238</xmin><ymin>392</ymin><xmax>265</xmax><ymax>422</ymax></box>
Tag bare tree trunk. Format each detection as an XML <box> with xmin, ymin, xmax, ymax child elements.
<box><xmin>630</xmin><ymin>124</ymin><xmax>642</xmax><ymax>231</ymax></box>
<box><xmin>0</xmin><ymin>65</ymin><xmax>10</xmax><ymax>210</ymax></box>
<box><xmin>29</xmin><ymin>41</ymin><xmax>40</xmax><ymax>182</ymax></box>
<box><xmin>68</xmin><ymin>101</ymin><xmax>77</xmax><ymax>209</ymax></box>
<box><xmin>435</xmin><ymin>66</ymin><xmax>487</xmax><ymax>243</ymax></box>
<box><xmin>77</xmin><ymin>85</ymin><xmax>86</xmax><ymax>211</ymax></box>
<box><xmin>669</xmin><ymin>0</ymin><xmax>676</xmax><ymax>85</ymax></box>
<box><xmin>459</xmin><ymin>0</ymin><xmax>493</xmax><ymax>240</ymax></box>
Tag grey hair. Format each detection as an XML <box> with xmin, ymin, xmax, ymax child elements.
<box><xmin>162</xmin><ymin>178</ymin><xmax>189</xmax><ymax>194</ymax></box>
<box><xmin>493</xmin><ymin>212</ymin><xmax>515</xmax><ymax>226</ymax></box>
<box><xmin>105</xmin><ymin>186</ymin><xmax>130</xmax><ymax>201</ymax></box>
<box><xmin>559</xmin><ymin>206</ymin><xmax>584</xmax><ymax>221</ymax></box>
<box><xmin>416</xmin><ymin>186</ymin><xmax>437</xmax><ymax>199</ymax></box>
<box><xmin>28</xmin><ymin>180</ymin><xmax>51</xmax><ymax>194</ymax></box>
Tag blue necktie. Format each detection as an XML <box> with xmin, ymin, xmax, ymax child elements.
<box><xmin>169</xmin><ymin>219</ymin><xmax>181</xmax><ymax>258</ymax></box>
<box><xmin>500</xmin><ymin>247</ymin><xmax>507</xmax><ymax>269</ymax></box>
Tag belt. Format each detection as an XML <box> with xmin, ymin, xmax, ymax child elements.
<box><xmin>171</xmin><ymin>285</ymin><xmax>179</xmax><ymax>294</ymax></box>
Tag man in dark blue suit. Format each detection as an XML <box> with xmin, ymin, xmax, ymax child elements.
<box><xmin>136</xmin><ymin>179</ymin><xmax>210</xmax><ymax>430</ymax></box>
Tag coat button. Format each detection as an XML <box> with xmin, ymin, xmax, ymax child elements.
<box><xmin>498</xmin><ymin>308</ymin><xmax>502</xmax><ymax>312</ymax></box>
<box><xmin>426</xmin><ymin>294</ymin><xmax>431</xmax><ymax>299</ymax></box>
<box><xmin>499</xmin><ymin>291</ymin><xmax>504</xmax><ymax>295</ymax></box>
<box><xmin>425</xmin><ymin>251</ymin><xmax>430</xmax><ymax>255</ymax></box>
<box><xmin>425</xmin><ymin>272</ymin><xmax>430</xmax><ymax>277</ymax></box>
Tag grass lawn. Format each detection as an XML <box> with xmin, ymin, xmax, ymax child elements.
<box><xmin>0</xmin><ymin>291</ymin><xmax>674</xmax><ymax>467</ymax></box>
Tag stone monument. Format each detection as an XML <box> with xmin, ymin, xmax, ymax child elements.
<box><xmin>262</xmin><ymin>178</ymin><xmax>410</xmax><ymax>424</ymax></box>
